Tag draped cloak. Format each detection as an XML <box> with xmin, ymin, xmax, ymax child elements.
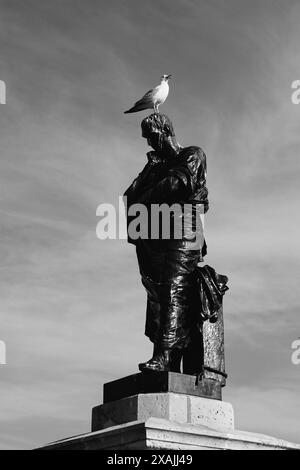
<box><xmin>124</xmin><ymin>146</ymin><xmax>228</xmax><ymax>355</ymax></box>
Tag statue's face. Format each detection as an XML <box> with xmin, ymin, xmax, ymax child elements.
<box><xmin>142</xmin><ymin>129</ymin><xmax>164</xmax><ymax>152</ymax></box>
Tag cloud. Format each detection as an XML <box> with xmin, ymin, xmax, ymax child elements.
<box><xmin>0</xmin><ymin>0</ymin><xmax>299</xmax><ymax>448</ymax></box>
<box><xmin>223</xmin><ymin>386</ymin><xmax>300</xmax><ymax>444</ymax></box>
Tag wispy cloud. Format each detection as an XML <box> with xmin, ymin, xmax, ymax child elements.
<box><xmin>0</xmin><ymin>0</ymin><xmax>299</xmax><ymax>449</ymax></box>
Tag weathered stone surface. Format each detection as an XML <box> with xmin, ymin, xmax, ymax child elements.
<box><xmin>38</xmin><ymin>417</ymin><xmax>300</xmax><ymax>450</ymax></box>
<box><xmin>92</xmin><ymin>393</ymin><xmax>234</xmax><ymax>433</ymax></box>
<box><xmin>103</xmin><ymin>372</ymin><xmax>222</xmax><ymax>403</ymax></box>
<box><xmin>189</xmin><ymin>395</ymin><xmax>234</xmax><ymax>431</ymax></box>
<box><xmin>203</xmin><ymin>307</ymin><xmax>226</xmax><ymax>386</ymax></box>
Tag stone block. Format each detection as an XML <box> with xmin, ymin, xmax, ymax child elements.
<box><xmin>39</xmin><ymin>417</ymin><xmax>300</xmax><ymax>450</ymax></box>
<box><xmin>188</xmin><ymin>395</ymin><xmax>234</xmax><ymax>431</ymax></box>
<box><xmin>103</xmin><ymin>372</ymin><xmax>222</xmax><ymax>403</ymax></box>
<box><xmin>92</xmin><ymin>392</ymin><xmax>233</xmax><ymax>433</ymax></box>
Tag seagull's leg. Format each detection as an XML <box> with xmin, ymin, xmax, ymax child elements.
<box><xmin>154</xmin><ymin>104</ymin><xmax>157</xmax><ymax>114</ymax></box>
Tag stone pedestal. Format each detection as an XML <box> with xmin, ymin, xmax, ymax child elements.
<box><xmin>39</xmin><ymin>417</ymin><xmax>300</xmax><ymax>450</ymax></box>
<box><xmin>103</xmin><ymin>372</ymin><xmax>222</xmax><ymax>402</ymax></box>
<box><xmin>92</xmin><ymin>393</ymin><xmax>234</xmax><ymax>433</ymax></box>
<box><xmin>37</xmin><ymin>373</ymin><xmax>300</xmax><ymax>450</ymax></box>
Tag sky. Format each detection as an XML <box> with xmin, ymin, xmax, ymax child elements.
<box><xmin>0</xmin><ymin>0</ymin><xmax>299</xmax><ymax>449</ymax></box>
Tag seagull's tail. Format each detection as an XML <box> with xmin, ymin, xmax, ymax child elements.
<box><xmin>124</xmin><ymin>98</ymin><xmax>152</xmax><ymax>114</ymax></box>
<box><xmin>124</xmin><ymin>107</ymin><xmax>137</xmax><ymax>114</ymax></box>
<box><xmin>124</xmin><ymin>104</ymin><xmax>149</xmax><ymax>114</ymax></box>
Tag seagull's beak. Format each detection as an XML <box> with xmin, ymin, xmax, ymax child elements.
<box><xmin>166</xmin><ymin>75</ymin><xmax>172</xmax><ymax>79</ymax></box>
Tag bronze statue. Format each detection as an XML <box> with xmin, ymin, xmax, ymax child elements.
<box><xmin>124</xmin><ymin>114</ymin><xmax>228</xmax><ymax>385</ymax></box>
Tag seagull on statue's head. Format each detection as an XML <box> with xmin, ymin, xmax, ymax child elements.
<box><xmin>124</xmin><ymin>74</ymin><xmax>172</xmax><ymax>114</ymax></box>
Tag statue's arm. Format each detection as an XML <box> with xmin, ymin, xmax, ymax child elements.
<box><xmin>184</xmin><ymin>147</ymin><xmax>209</xmax><ymax>213</ymax></box>
<box><xmin>137</xmin><ymin>173</ymin><xmax>186</xmax><ymax>204</ymax></box>
<box><xmin>123</xmin><ymin>162</ymin><xmax>153</xmax><ymax>204</ymax></box>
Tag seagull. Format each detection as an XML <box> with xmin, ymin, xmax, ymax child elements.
<box><xmin>124</xmin><ymin>74</ymin><xmax>172</xmax><ymax>114</ymax></box>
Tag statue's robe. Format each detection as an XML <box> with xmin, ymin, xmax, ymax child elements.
<box><xmin>124</xmin><ymin>146</ymin><xmax>228</xmax><ymax>379</ymax></box>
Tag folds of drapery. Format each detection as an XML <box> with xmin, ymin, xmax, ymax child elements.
<box><xmin>137</xmin><ymin>239</ymin><xmax>229</xmax><ymax>348</ymax></box>
<box><xmin>137</xmin><ymin>242</ymin><xmax>229</xmax><ymax>382</ymax></box>
<box><xmin>195</xmin><ymin>265</ymin><xmax>229</xmax><ymax>324</ymax></box>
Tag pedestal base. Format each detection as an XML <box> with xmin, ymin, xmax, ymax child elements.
<box><xmin>39</xmin><ymin>417</ymin><xmax>300</xmax><ymax>450</ymax></box>
<box><xmin>37</xmin><ymin>373</ymin><xmax>300</xmax><ymax>451</ymax></box>
<box><xmin>103</xmin><ymin>372</ymin><xmax>222</xmax><ymax>403</ymax></box>
<box><xmin>92</xmin><ymin>393</ymin><xmax>234</xmax><ymax>433</ymax></box>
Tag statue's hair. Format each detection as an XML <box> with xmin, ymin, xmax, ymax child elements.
<box><xmin>141</xmin><ymin>114</ymin><xmax>175</xmax><ymax>138</ymax></box>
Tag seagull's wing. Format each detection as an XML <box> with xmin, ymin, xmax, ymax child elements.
<box><xmin>124</xmin><ymin>88</ymin><xmax>156</xmax><ymax>114</ymax></box>
<box><xmin>124</xmin><ymin>85</ymin><xmax>161</xmax><ymax>114</ymax></box>
<box><xmin>133</xmin><ymin>87</ymin><xmax>157</xmax><ymax>106</ymax></box>
<box><xmin>142</xmin><ymin>86</ymin><xmax>159</xmax><ymax>99</ymax></box>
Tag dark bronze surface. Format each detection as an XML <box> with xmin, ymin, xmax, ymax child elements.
<box><xmin>123</xmin><ymin>113</ymin><xmax>229</xmax><ymax>388</ymax></box>
<box><xmin>103</xmin><ymin>372</ymin><xmax>222</xmax><ymax>403</ymax></box>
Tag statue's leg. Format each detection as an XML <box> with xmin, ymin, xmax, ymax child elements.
<box><xmin>159</xmin><ymin>281</ymin><xmax>192</xmax><ymax>349</ymax></box>
<box><xmin>137</xmin><ymin>243</ymin><xmax>201</xmax><ymax>373</ymax></box>
<box><xmin>182</xmin><ymin>325</ymin><xmax>204</xmax><ymax>375</ymax></box>
<box><xmin>138</xmin><ymin>278</ymin><xmax>189</xmax><ymax>372</ymax></box>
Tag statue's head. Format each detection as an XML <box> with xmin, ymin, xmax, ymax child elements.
<box><xmin>141</xmin><ymin>114</ymin><xmax>175</xmax><ymax>154</ymax></box>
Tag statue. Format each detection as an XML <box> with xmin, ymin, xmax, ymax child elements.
<box><xmin>124</xmin><ymin>113</ymin><xmax>228</xmax><ymax>386</ymax></box>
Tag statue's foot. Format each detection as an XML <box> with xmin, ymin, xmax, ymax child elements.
<box><xmin>138</xmin><ymin>360</ymin><xmax>168</xmax><ymax>372</ymax></box>
<box><xmin>138</xmin><ymin>349</ymin><xmax>170</xmax><ymax>372</ymax></box>
<box><xmin>138</xmin><ymin>349</ymin><xmax>184</xmax><ymax>373</ymax></box>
